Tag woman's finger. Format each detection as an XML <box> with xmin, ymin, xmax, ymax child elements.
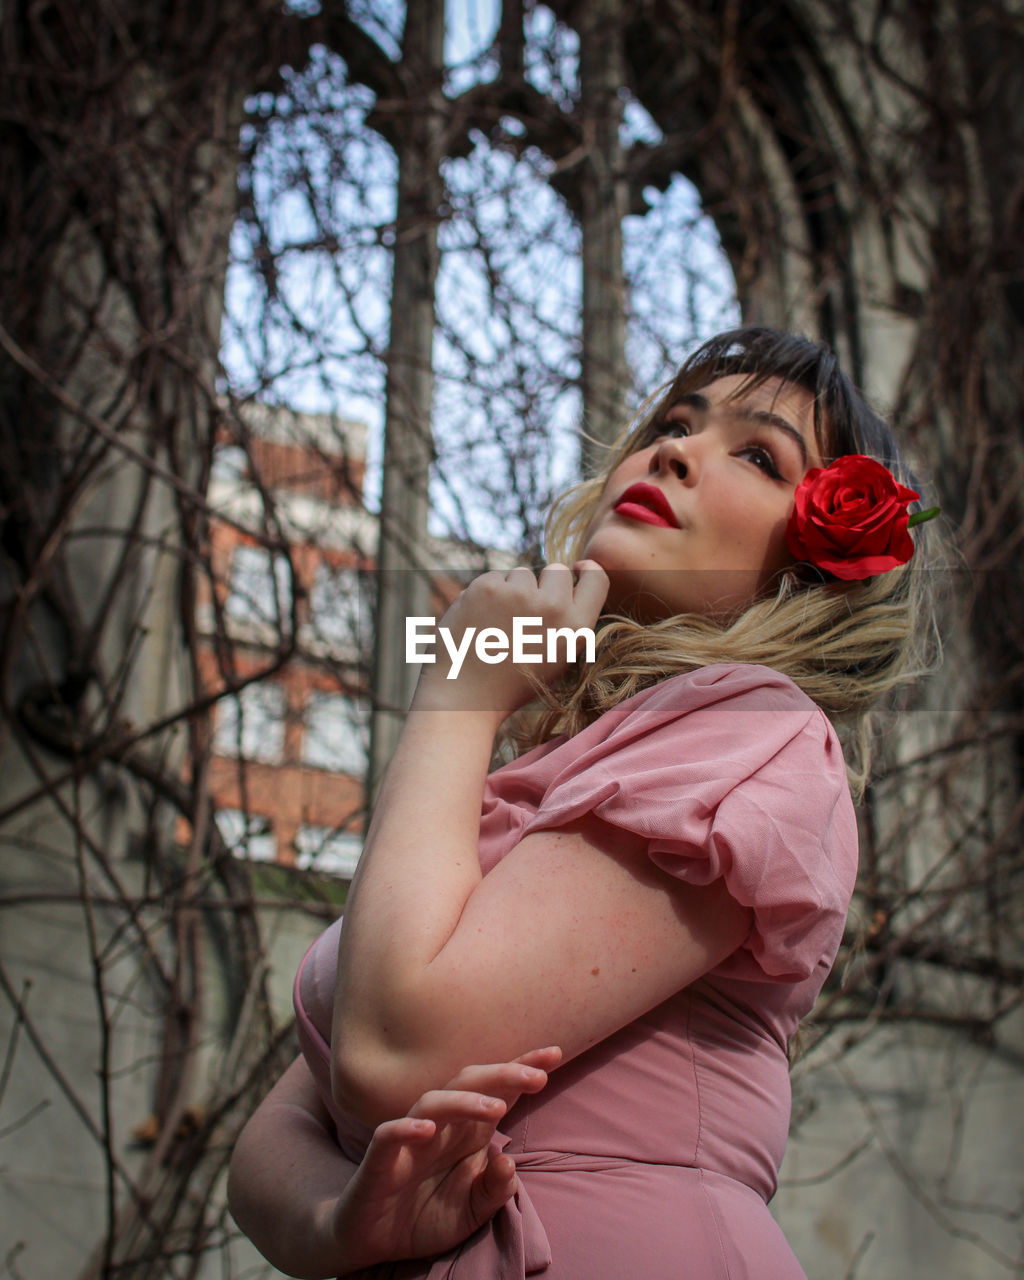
<box><xmin>514</xmin><ymin>1046</ymin><xmax>562</xmax><ymax>1071</ymax></box>
<box><xmin>466</xmin><ymin>1151</ymin><xmax>519</xmax><ymax>1228</ymax></box>
<box><xmin>536</xmin><ymin>562</ymin><xmax>573</xmax><ymax>589</ymax></box>
<box><xmin>571</xmin><ymin>559</ymin><xmax>610</xmax><ymax>617</ymax></box>
<box><xmin>438</xmin><ymin>1059</ymin><xmax>552</xmax><ymax>1102</ymax></box>
<box><xmin>394</xmin><ymin>1050</ymin><xmax>561</xmax><ymax>1134</ymax></box>
<box><xmin>362</xmin><ymin>1115</ymin><xmax>437</xmax><ymax>1150</ymax></box>
<box><xmin>406</xmin><ymin>1088</ymin><xmax>507</xmax><ymax>1124</ymax></box>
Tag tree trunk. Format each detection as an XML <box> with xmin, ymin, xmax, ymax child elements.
<box><xmin>367</xmin><ymin>0</ymin><xmax>448</xmax><ymax>802</ymax></box>
<box><xmin>577</xmin><ymin>0</ymin><xmax>630</xmax><ymax>475</ymax></box>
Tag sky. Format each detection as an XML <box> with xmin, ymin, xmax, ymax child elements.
<box><xmin>220</xmin><ymin>1</ymin><xmax>738</xmax><ymax>549</ymax></box>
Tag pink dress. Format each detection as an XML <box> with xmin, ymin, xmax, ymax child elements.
<box><xmin>294</xmin><ymin>664</ymin><xmax>858</xmax><ymax>1278</ymax></box>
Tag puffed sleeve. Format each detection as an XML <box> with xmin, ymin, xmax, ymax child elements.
<box><xmin>518</xmin><ymin>664</ymin><xmax>858</xmax><ymax>984</ymax></box>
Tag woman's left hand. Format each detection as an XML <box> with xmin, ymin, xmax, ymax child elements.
<box><xmin>329</xmin><ymin>1048</ymin><xmax>561</xmax><ymax>1273</ymax></box>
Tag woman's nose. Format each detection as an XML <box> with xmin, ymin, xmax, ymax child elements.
<box><xmin>649</xmin><ymin>435</ymin><xmax>697</xmax><ymax>484</ymax></box>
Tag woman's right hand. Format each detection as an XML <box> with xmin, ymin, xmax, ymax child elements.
<box><xmin>413</xmin><ymin>561</ymin><xmax>608</xmax><ymax>721</ymax></box>
<box><xmin>330</xmin><ymin>1047</ymin><xmax>561</xmax><ymax>1274</ymax></box>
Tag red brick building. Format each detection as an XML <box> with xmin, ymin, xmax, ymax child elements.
<box><xmin>198</xmin><ymin>407</ymin><xmax>375</xmax><ymax>877</ymax></box>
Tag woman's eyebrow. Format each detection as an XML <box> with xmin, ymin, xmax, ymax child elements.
<box><xmin>675</xmin><ymin>392</ymin><xmax>810</xmax><ymax>467</ymax></box>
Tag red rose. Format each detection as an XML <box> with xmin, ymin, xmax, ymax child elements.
<box><xmin>786</xmin><ymin>454</ymin><xmax>920</xmax><ymax>581</ymax></box>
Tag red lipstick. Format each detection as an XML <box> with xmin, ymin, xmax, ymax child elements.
<box><xmin>613</xmin><ymin>483</ymin><xmax>680</xmax><ymax>529</ymax></box>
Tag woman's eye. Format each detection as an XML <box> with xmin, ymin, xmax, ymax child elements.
<box><xmin>741</xmin><ymin>445</ymin><xmax>782</xmax><ymax>479</ymax></box>
<box><xmin>654</xmin><ymin>419</ymin><xmax>690</xmax><ymax>440</ymax></box>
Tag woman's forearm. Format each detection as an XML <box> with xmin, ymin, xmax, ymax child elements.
<box><xmin>332</xmin><ymin>695</ymin><xmax>502</xmax><ymax>1117</ymax></box>
<box><xmin>228</xmin><ymin>1057</ymin><xmax>360</xmax><ymax>1279</ymax></box>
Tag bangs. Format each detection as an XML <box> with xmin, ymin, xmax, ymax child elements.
<box><xmin>652</xmin><ymin>327</ymin><xmax>899</xmax><ymax>469</ymax></box>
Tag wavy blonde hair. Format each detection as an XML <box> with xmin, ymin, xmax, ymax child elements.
<box><xmin>500</xmin><ymin>328</ymin><xmax>938</xmax><ymax>798</ymax></box>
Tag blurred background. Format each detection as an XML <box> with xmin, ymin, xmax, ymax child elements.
<box><xmin>0</xmin><ymin>1</ymin><xmax>1021</xmax><ymax>1275</ymax></box>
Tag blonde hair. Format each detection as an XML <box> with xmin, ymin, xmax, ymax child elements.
<box><xmin>499</xmin><ymin>328</ymin><xmax>938</xmax><ymax>799</ymax></box>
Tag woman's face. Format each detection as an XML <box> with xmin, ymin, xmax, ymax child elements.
<box><xmin>581</xmin><ymin>375</ymin><xmax>824</xmax><ymax>622</ymax></box>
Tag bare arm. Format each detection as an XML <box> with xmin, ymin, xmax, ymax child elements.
<box><xmin>228</xmin><ymin>1049</ymin><xmax>560</xmax><ymax>1278</ymax></box>
<box><xmin>228</xmin><ymin>1056</ymin><xmax>365</xmax><ymax>1278</ymax></box>
<box><xmin>332</xmin><ymin>564</ymin><xmax>753</xmax><ymax>1124</ymax></box>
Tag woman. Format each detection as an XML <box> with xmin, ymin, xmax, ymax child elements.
<box><xmin>228</xmin><ymin>327</ymin><xmax>936</xmax><ymax>1277</ymax></box>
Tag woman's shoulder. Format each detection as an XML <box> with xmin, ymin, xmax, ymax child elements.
<box><xmin>490</xmin><ymin>665</ymin><xmax>841</xmax><ymax>811</ymax></box>
<box><xmin>509</xmin><ymin>664</ymin><xmax>842</xmax><ymax>794</ymax></box>
<box><xmin>614</xmin><ymin>665</ymin><xmax>847</xmax><ymax>799</ymax></box>
<box><xmin>615</xmin><ymin>662</ymin><xmax>827</xmax><ymax>726</ymax></box>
